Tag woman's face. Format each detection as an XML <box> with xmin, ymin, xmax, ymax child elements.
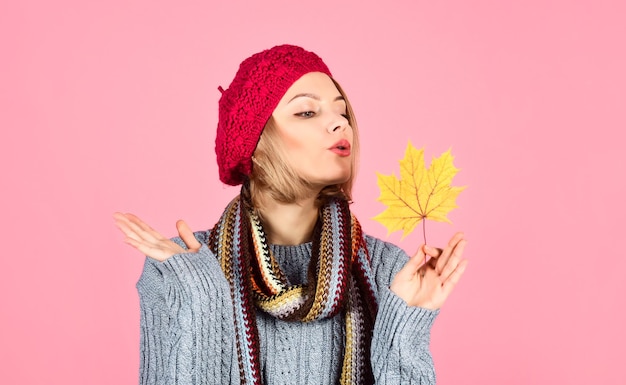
<box><xmin>271</xmin><ymin>72</ymin><xmax>353</xmax><ymax>190</ymax></box>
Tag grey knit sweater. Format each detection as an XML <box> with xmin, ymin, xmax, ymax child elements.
<box><xmin>137</xmin><ymin>230</ymin><xmax>439</xmax><ymax>384</ymax></box>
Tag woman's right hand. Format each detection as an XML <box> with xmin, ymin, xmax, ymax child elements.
<box><xmin>113</xmin><ymin>212</ymin><xmax>202</xmax><ymax>262</ymax></box>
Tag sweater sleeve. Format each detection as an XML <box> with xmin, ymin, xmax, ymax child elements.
<box><xmin>135</xmin><ymin>232</ymin><xmax>239</xmax><ymax>385</ymax></box>
<box><xmin>366</xmin><ymin>236</ymin><xmax>440</xmax><ymax>385</ymax></box>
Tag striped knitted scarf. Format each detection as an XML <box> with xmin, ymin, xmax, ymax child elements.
<box><xmin>207</xmin><ymin>194</ymin><xmax>378</xmax><ymax>385</ymax></box>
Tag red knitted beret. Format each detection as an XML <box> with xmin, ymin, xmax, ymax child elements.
<box><xmin>215</xmin><ymin>44</ymin><xmax>333</xmax><ymax>186</ymax></box>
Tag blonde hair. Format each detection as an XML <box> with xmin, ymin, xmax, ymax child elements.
<box><xmin>247</xmin><ymin>79</ymin><xmax>359</xmax><ymax>210</ymax></box>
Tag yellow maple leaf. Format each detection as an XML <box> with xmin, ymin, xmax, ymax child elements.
<box><xmin>373</xmin><ymin>142</ymin><xmax>466</xmax><ymax>241</ymax></box>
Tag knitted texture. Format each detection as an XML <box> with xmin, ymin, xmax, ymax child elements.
<box><xmin>216</xmin><ymin>44</ymin><xmax>332</xmax><ymax>186</ymax></box>
<box><xmin>137</xmin><ymin>232</ymin><xmax>440</xmax><ymax>384</ymax></box>
<box><xmin>207</xmin><ymin>193</ymin><xmax>377</xmax><ymax>385</ymax></box>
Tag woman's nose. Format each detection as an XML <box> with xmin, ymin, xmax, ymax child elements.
<box><xmin>327</xmin><ymin>115</ymin><xmax>349</xmax><ymax>133</ymax></box>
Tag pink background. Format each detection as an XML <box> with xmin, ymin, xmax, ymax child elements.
<box><xmin>2</xmin><ymin>0</ymin><xmax>625</xmax><ymax>384</ymax></box>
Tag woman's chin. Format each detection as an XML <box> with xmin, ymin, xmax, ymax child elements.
<box><xmin>314</xmin><ymin>173</ymin><xmax>351</xmax><ymax>188</ymax></box>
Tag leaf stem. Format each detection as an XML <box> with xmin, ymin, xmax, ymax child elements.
<box><xmin>422</xmin><ymin>218</ymin><xmax>427</xmax><ymax>245</ymax></box>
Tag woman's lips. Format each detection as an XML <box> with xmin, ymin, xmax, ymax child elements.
<box><xmin>329</xmin><ymin>139</ymin><xmax>351</xmax><ymax>156</ymax></box>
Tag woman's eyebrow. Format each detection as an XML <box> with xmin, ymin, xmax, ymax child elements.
<box><xmin>288</xmin><ymin>93</ymin><xmax>345</xmax><ymax>103</ymax></box>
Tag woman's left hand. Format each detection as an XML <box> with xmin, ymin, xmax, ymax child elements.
<box><xmin>390</xmin><ymin>232</ymin><xmax>469</xmax><ymax>310</ymax></box>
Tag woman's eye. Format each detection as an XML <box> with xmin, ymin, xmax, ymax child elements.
<box><xmin>296</xmin><ymin>111</ymin><xmax>315</xmax><ymax>118</ymax></box>
<box><xmin>341</xmin><ymin>113</ymin><xmax>350</xmax><ymax>120</ymax></box>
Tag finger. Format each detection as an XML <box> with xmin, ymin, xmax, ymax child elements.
<box><xmin>124</xmin><ymin>213</ymin><xmax>166</xmax><ymax>240</ymax></box>
<box><xmin>423</xmin><ymin>245</ymin><xmax>442</xmax><ymax>269</ymax></box>
<box><xmin>113</xmin><ymin>215</ymin><xmax>144</xmax><ymax>243</ymax></box>
<box><xmin>423</xmin><ymin>245</ymin><xmax>442</xmax><ymax>258</ymax></box>
<box><xmin>439</xmin><ymin>239</ymin><xmax>467</xmax><ymax>281</ymax></box>
<box><xmin>113</xmin><ymin>213</ymin><xmax>148</xmax><ymax>241</ymax></box>
<box><xmin>114</xmin><ymin>212</ymin><xmax>142</xmax><ymax>228</ymax></box>
<box><xmin>113</xmin><ymin>212</ymin><xmax>136</xmax><ymax>234</ymax></box>
<box><xmin>435</xmin><ymin>232</ymin><xmax>466</xmax><ymax>275</ymax></box>
<box><xmin>177</xmin><ymin>220</ymin><xmax>201</xmax><ymax>251</ymax></box>
<box><xmin>118</xmin><ymin>213</ymin><xmax>164</xmax><ymax>244</ymax></box>
<box><xmin>442</xmin><ymin>259</ymin><xmax>469</xmax><ymax>297</ymax></box>
<box><xmin>395</xmin><ymin>246</ymin><xmax>427</xmax><ymax>281</ymax></box>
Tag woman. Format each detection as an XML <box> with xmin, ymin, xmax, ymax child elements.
<box><xmin>114</xmin><ymin>44</ymin><xmax>468</xmax><ymax>385</ymax></box>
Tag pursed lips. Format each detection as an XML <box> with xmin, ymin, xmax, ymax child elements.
<box><xmin>329</xmin><ymin>139</ymin><xmax>351</xmax><ymax>156</ymax></box>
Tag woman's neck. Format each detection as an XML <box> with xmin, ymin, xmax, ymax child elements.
<box><xmin>258</xmin><ymin>197</ymin><xmax>319</xmax><ymax>246</ymax></box>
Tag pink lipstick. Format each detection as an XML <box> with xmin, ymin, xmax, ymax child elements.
<box><xmin>329</xmin><ymin>139</ymin><xmax>351</xmax><ymax>156</ymax></box>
